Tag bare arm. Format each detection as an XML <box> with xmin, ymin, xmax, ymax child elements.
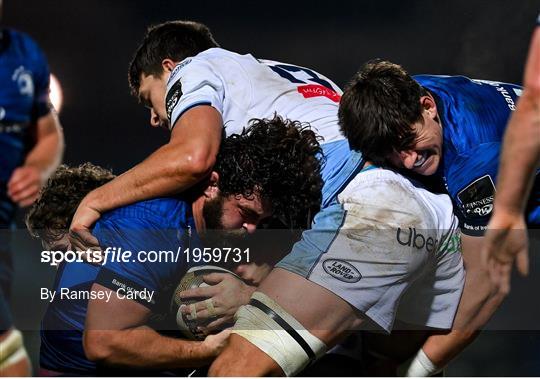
<box><xmin>482</xmin><ymin>26</ymin><xmax>540</xmax><ymax>291</ymax></box>
<box><xmin>493</xmin><ymin>28</ymin><xmax>540</xmax><ymax>215</ymax></box>
<box><xmin>84</xmin><ymin>283</ymin><xmax>229</xmax><ymax>370</ymax></box>
<box><xmin>209</xmin><ymin>268</ymin><xmax>364</xmax><ymax>376</ymax></box>
<box><xmin>7</xmin><ymin>111</ymin><xmax>64</xmax><ymax>207</ymax></box>
<box><xmin>69</xmin><ymin>106</ymin><xmax>222</xmax><ymax>248</ymax></box>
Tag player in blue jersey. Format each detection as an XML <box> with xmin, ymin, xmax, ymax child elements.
<box><xmin>0</xmin><ymin>1</ymin><xmax>64</xmax><ymax>375</ymax></box>
<box><xmin>337</xmin><ymin>59</ymin><xmax>531</xmax><ymax>374</ymax></box>
<box><xmin>25</xmin><ymin>116</ymin><xmax>323</xmax><ymax>375</ymax></box>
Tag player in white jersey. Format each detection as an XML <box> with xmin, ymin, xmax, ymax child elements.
<box><xmin>69</xmin><ymin>20</ymin><xmax>361</xmax><ymax>250</ymax></box>
<box><xmin>165</xmin><ymin>49</ymin><xmax>344</xmax><ymax>143</ymax></box>
<box><xmin>209</xmin><ymin>161</ymin><xmax>464</xmax><ymax>376</ymax></box>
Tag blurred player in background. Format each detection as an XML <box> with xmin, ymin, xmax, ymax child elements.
<box><xmin>0</xmin><ymin>0</ymin><xmax>64</xmax><ymax>375</ymax></box>
<box><xmin>483</xmin><ymin>22</ymin><xmax>540</xmax><ymax>292</ymax></box>
<box><xmin>26</xmin><ymin>117</ymin><xmax>323</xmax><ymax>375</ymax></box>
<box><xmin>337</xmin><ymin>58</ymin><xmax>531</xmax><ymax>373</ymax></box>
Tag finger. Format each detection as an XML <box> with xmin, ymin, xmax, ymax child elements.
<box><xmin>69</xmin><ymin>205</ymin><xmax>102</xmax><ymax>231</ymax></box>
<box><xmin>17</xmin><ymin>192</ymin><xmax>40</xmax><ymax>207</ymax></box>
<box><xmin>487</xmin><ymin>258</ymin><xmax>502</xmax><ymax>290</ymax></box>
<box><xmin>199</xmin><ymin>317</ymin><xmax>230</xmax><ymax>334</ymax></box>
<box><xmin>516</xmin><ymin>248</ymin><xmax>530</xmax><ymax>277</ymax></box>
<box><xmin>7</xmin><ymin>168</ymin><xmax>28</xmax><ymax>189</ymax></box>
<box><xmin>69</xmin><ymin>228</ymin><xmax>100</xmax><ymax>252</ymax></box>
<box><xmin>10</xmin><ymin>184</ymin><xmax>39</xmax><ymax>203</ymax></box>
<box><xmin>202</xmin><ymin>272</ymin><xmax>233</xmax><ymax>285</ymax></box>
<box><xmin>181</xmin><ymin>300</ymin><xmax>211</xmax><ymax>315</ymax></box>
<box><xmin>179</xmin><ymin>285</ymin><xmax>218</xmax><ymax>300</ymax></box>
<box><xmin>7</xmin><ymin>175</ymin><xmax>36</xmax><ymax>198</ymax></box>
<box><xmin>190</xmin><ymin>307</ymin><xmax>212</xmax><ymax>321</ymax></box>
<box><xmin>499</xmin><ymin>263</ymin><xmax>512</xmax><ymax>296</ymax></box>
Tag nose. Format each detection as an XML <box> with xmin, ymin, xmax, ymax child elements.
<box><xmin>149</xmin><ymin>109</ymin><xmax>161</xmax><ymax>128</ymax></box>
<box><xmin>243</xmin><ymin>223</ymin><xmax>257</xmax><ymax>234</ymax></box>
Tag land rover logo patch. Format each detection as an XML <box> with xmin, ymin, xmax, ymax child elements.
<box><xmin>323</xmin><ymin>259</ymin><xmax>361</xmax><ymax>283</ymax></box>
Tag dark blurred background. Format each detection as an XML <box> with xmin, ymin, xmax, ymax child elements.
<box><xmin>3</xmin><ymin>0</ymin><xmax>540</xmax><ymax>376</ymax></box>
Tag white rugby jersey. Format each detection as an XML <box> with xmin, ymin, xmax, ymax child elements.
<box><xmin>165</xmin><ymin>47</ymin><xmax>345</xmax><ymax>144</ymax></box>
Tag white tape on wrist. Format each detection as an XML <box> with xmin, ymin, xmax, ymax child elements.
<box><xmin>398</xmin><ymin>349</ymin><xmax>442</xmax><ymax>377</ymax></box>
<box><xmin>0</xmin><ymin>329</ymin><xmax>28</xmax><ymax>370</ymax></box>
<box><xmin>232</xmin><ymin>291</ymin><xmax>327</xmax><ymax>377</ymax></box>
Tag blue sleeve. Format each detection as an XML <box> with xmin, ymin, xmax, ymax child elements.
<box><xmin>92</xmin><ymin>215</ymin><xmax>185</xmax><ymax>309</ymax></box>
<box><xmin>446</xmin><ymin>143</ymin><xmax>501</xmax><ymax>236</ymax></box>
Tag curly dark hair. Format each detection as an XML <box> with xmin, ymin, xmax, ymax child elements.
<box><xmin>26</xmin><ymin>163</ymin><xmax>115</xmax><ymax>245</ymax></box>
<box><xmin>214</xmin><ymin>116</ymin><xmax>323</xmax><ymax>228</ymax></box>
<box><xmin>339</xmin><ymin>59</ymin><xmax>427</xmax><ymax>166</ymax></box>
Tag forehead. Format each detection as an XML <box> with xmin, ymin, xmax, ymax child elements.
<box><xmin>226</xmin><ymin>193</ymin><xmax>272</xmax><ymax>216</ymax></box>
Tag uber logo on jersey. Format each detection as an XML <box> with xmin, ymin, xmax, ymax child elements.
<box><xmin>396</xmin><ymin>227</ymin><xmax>439</xmax><ymax>253</ymax></box>
<box><xmin>166</xmin><ymin>80</ymin><xmax>183</xmax><ymax>122</ymax></box>
<box><xmin>457</xmin><ymin>175</ymin><xmax>496</xmax><ymax>219</ymax></box>
<box><xmin>323</xmin><ymin>259</ymin><xmax>361</xmax><ymax>283</ymax></box>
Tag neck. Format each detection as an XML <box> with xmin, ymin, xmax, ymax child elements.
<box><xmin>191</xmin><ymin>196</ymin><xmax>206</xmax><ymax>234</ymax></box>
<box><xmin>362</xmin><ymin>161</ymin><xmax>375</xmax><ymax>170</ymax></box>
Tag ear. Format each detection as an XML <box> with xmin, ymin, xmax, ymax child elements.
<box><xmin>392</xmin><ymin>150</ymin><xmax>419</xmax><ymax>170</ymax></box>
<box><xmin>419</xmin><ymin>94</ymin><xmax>438</xmax><ymax>120</ymax></box>
<box><xmin>203</xmin><ymin>171</ymin><xmax>220</xmax><ymax>198</ymax></box>
<box><xmin>161</xmin><ymin>58</ymin><xmax>177</xmax><ymax>73</ymax></box>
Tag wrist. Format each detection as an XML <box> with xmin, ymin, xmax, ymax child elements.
<box><xmin>197</xmin><ymin>339</ymin><xmax>219</xmax><ymax>362</ymax></box>
<box><xmin>397</xmin><ymin>349</ymin><xmax>442</xmax><ymax>377</ymax></box>
<box><xmin>80</xmin><ymin>189</ymin><xmax>104</xmax><ymax>215</ymax></box>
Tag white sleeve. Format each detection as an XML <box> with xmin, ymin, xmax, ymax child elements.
<box><xmin>165</xmin><ymin>57</ymin><xmax>225</xmax><ymax>130</ymax></box>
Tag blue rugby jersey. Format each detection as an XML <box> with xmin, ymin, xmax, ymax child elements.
<box><xmin>0</xmin><ymin>29</ymin><xmax>50</xmax><ymax>225</ymax></box>
<box><xmin>40</xmin><ymin>197</ymin><xmax>197</xmax><ymax>374</ymax></box>
<box><xmin>414</xmin><ymin>75</ymin><xmax>532</xmax><ymax>235</ymax></box>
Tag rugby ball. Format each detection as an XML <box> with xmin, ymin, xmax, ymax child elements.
<box><xmin>170</xmin><ymin>265</ymin><xmax>239</xmax><ymax>340</ymax></box>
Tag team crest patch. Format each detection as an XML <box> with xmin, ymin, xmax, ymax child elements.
<box><xmin>457</xmin><ymin>175</ymin><xmax>496</xmax><ymax>219</ymax></box>
<box><xmin>323</xmin><ymin>259</ymin><xmax>361</xmax><ymax>283</ymax></box>
<box><xmin>166</xmin><ymin>80</ymin><xmax>183</xmax><ymax>122</ymax></box>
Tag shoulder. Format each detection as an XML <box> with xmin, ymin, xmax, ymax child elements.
<box><xmin>3</xmin><ymin>28</ymin><xmax>45</xmax><ymax>59</ymax></box>
<box><xmin>99</xmin><ymin>197</ymin><xmax>190</xmax><ymax>228</ymax></box>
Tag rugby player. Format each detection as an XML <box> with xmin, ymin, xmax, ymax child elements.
<box><xmin>26</xmin><ymin>117</ymin><xmax>323</xmax><ymax>375</ymax></box>
<box><xmin>337</xmin><ymin>59</ymin><xmax>533</xmax><ymax>373</ymax></box>
<box><xmin>483</xmin><ymin>22</ymin><xmax>540</xmax><ymax>292</ymax></box>
<box><xmin>0</xmin><ymin>0</ymin><xmax>64</xmax><ymax>374</ymax></box>
<box><xmin>208</xmin><ymin>150</ymin><xmax>465</xmax><ymax>376</ymax></box>
<box><xmin>68</xmin><ymin>20</ymin><xmax>362</xmax><ymax>254</ymax></box>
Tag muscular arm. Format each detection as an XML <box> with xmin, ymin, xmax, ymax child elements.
<box><xmin>7</xmin><ymin>111</ymin><xmax>64</xmax><ymax>206</ymax></box>
<box><xmin>70</xmin><ymin>106</ymin><xmax>222</xmax><ymax>241</ymax></box>
<box><xmin>209</xmin><ymin>268</ymin><xmax>364</xmax><ymax>376</ymax></box>
<box><xmin>480</xmin><ymin>26</ymin><xmax>540</xmax><ymax>296</ymax></box>
<box><xmin>494</xmin><ymin>27</ymin><xmax>540</xmax><ymax>215</ymax></box>
<box><xmin>83</xmin><ymin>283</ymin><xmax>225</xmax><ymax>369</ymax></box>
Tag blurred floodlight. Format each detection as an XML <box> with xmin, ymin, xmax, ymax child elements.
<box><xmin>49</xmin><ymin>74</ymin><xmax>63</xmax><ymax>112</ymax></box>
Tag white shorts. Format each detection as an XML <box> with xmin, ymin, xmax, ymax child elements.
<box><xmin>277</xmin><ymin>168</ymin><xmax>465</xmax><ymax>332</ymax></box>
